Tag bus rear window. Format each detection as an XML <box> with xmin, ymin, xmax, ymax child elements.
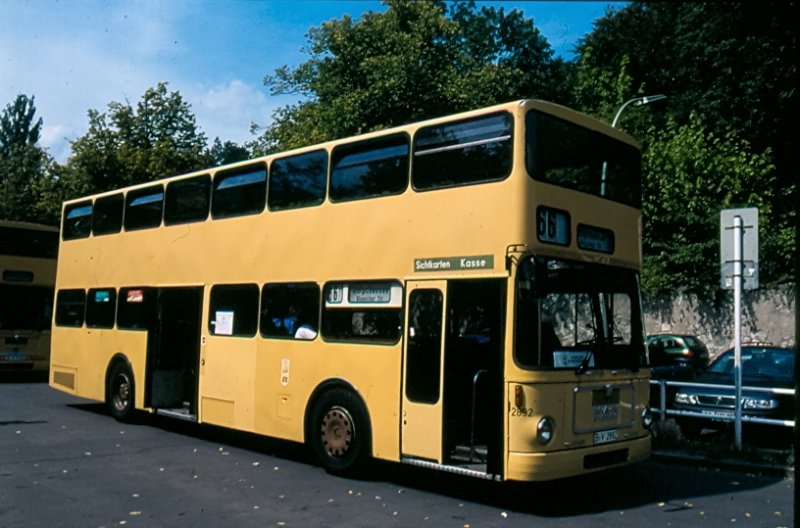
<box><xmin>62</xmin><ymin>202</ymin><xmax>93</xmax><ymax>240</ymax></box>
<box><xmin>413</xmin><ymin>112</ymin><xmax>513</xmax><ymax>190</ymax></box>
<box><xmin>125</xmin><ymin>186</ymin><xmax>164</xmax><ymax>231</ymax></box>
<box><xmin>212</xmin><ymin>164</ymin><xmax>267</xmax><ymax>219</ymax></box>
<box><xmin>525</xmin><ymin>111</ymin><xmax>641</xmax><ymax>208</ymax></box>
<box><xmin>55</xmin><ymin>289</ymin><xmax>86</xmax><ymax>327</ymax></box>
<box><xmin>268</xmin><ymin>150</ymin><xmax>327</xmax><ymax>211</ymax></box>
<box><xmin>330</xmin><ymin>134</ymin><xmax>409</xmax><ymax>202</ymax></box>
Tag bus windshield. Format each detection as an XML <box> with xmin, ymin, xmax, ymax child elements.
<box><xmin>514</xmin><ymin>256</ymin><xmax>645</xmax><ymax>371</ymax></box>
<box><xmin>0</xmin><ymin>284</ymin><xmax>53</xmax><ymax>331</ymax></box>
<box><xmin>525</xmin><ymin>110</ymin><xmax>641</xmax><ymax>208</ymax></box>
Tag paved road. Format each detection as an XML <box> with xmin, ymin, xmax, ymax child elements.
<box><xmin>1</xmin><ymin>379</ymin><xmax>795</xmax><ymax>528</ymax></box>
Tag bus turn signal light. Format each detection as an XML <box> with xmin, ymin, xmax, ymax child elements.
<box><xmin>515</xmin><ymin>385</ymin><xmax>524</xmax><ymax>408</ymax></box>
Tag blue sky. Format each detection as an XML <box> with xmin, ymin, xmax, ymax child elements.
<box><xmin>0</xmin><ymin>1</ymin><xmax>625</xmax><ymax>162</ymax></box>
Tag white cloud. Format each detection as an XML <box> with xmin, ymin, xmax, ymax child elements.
<box><xmin>183</xmin><ymin>79</ymin><xmax>275</xmax><ymax>145</ymax></box>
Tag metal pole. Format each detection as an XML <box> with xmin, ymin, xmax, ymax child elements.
<box><xmin>733</xmin><ymin>215</ymin><xmax>743</xmax><ymax>450</ymax></box>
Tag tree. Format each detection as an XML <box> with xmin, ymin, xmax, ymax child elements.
<box><xmin>574</xmin><ymin>2</ymin><xmax>796</xmax><ymax>288</ymax></box>
<box><xmin>641</xmin><ymin>113</ymin><xmax>776</xmax><ymax>295</ymax></box>
<box><xmin>0</xmin><ymin>94</ymin><xmax>55</xmax><ymax>223</ymax></box>
<box><xmin>60</xmin><ymin>82</ymin><xmax>212</xmax><ymax>198</ymax></box>
<box><xmin>210</xmin><ymin>138</ymin><xmax>250</xmax><ymax>167</ymax></box>
<box><xmin>0</xmin><ymin>94</ymin><xmax>42</xmax><ymax>156</ymax></box>
<box><xmin>250</xmin><ymin>0</ymin><xmax>566</xmax><ymax>154</ymax></box>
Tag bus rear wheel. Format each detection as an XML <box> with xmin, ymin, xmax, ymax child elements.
<box><xmin>309</xmin><ymin>388</ymin><xmax>371</xmax><ymax>475</ymax></box>
<box><xmin>107</xmin><ymin>361</ymin><xmax>136</xmax><ymax>422</ymax></box>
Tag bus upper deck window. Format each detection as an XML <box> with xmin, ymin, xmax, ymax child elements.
<box><xmin>62</xmin><ymin>201</ymin><xmax>93</xmax><ymax>240</ymax></box>
<box><xmin>211</xmin><ymin>164</ymin><xmax>267</xmax><ymax>219</ymax></box>
<box><xmin>413</xmin><ymin>112</ymin><xmax>513</xmax><ymax>190</ymax></box>
<box><xmin>165</xmin><ymin>174</ymin><xmax>211</xmax><ymax>225</ymax></box>
<box><xmin>268</xmin><ymin>150</ymin><xmax>327</xmax><ymax>211</ymax></box>
<box><xmin>124</xmin><ymin>185</ymin><xmax>164</xmax><ymax>231</ymax></box>
<box><xmin>93</xmin><ymin>193</ymin><xmax>124</xmax><ymax>236</ymax></box>
<box><xmin>330</xmin><ymin>134</ymin><xmax>409</xmax><ymax>202</ymax></box>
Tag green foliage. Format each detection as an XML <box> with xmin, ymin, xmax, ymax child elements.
<box><xmin>60</xmin><ymin>82</ymin><xmax>212</xmax><ymax>199</ymax></box>
<box><xmin>0</xmin><ymin>94</ymin><xmax>57</xmax><ymax>224</ymax></box>
<box><xmin>641</xmin><ymin>113</ymin><xmax>776</xmax><ymax>294</ymax></box>
<box><xmin>250</xmin><ymin>0</ymin><xmax>565</xmax><ymax>154</ymax></box>
<box><xmin>0</xmin><ymin>94</ymin><xmax>42</xmax><ymax>156</ymax></box>
<box><xmin>210</xmin><ymin>138</ymin><xmax>250</xmax><ymax>167</ymax></box>
<box><xmin>574</xmin><ymin>2</ymin><xmax>796</xmax><ymax>290</ymax></box>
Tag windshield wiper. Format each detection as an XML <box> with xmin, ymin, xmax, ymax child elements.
<box><xmin>576</xmin><ymin>350</ymin><xmax>594</xmax><ymax>375</ymax></box>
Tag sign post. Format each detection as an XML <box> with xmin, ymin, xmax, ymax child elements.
<box><xmin>720</xmin><ymin>208</ymin><xmax>758</xmax><ymax>451</ymax></box>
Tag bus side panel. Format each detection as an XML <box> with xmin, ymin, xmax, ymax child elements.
<box><xmin>249</xmin><ymin>339</ymin><xmax>403</xmax><ymax>463</ymax></box>
<box><xmin>199</xmin><ymin>335</ymin><xmax>258</xmax><ymax>431</ymax></box>
<box><xmin>50</xmin><ymin>328</ymin><xmax>149</xmax><ymax>410</ymax></box>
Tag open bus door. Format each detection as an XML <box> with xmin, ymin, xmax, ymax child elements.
<box><xmin>402</xmin><ymin>280</ymin><xmax>447</xmax><ymax>463</ymax></box>
<box><xmin>146</xmin><ymin>287</ymin><xmax>202</xmax><ymax>420</ymax></box>
<box><xmin>402</xmin><ymin>279</ymin><xmax>505</xmax><ymax>477</ymax></box>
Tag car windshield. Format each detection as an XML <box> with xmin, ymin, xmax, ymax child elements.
<box><xmin>708</xmin><ymin>348</ymin><xmax>795</xmax><ymax>382</ymax></box>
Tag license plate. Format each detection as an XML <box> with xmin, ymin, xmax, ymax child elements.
<box><xmin>593</xmin><ymin>429</ymin><xmax>619</xmax><ymax>445</ymax></box>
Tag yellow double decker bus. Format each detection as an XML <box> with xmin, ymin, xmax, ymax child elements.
<box><xmin>1</xmin><ymin>221</ymin><xmax>58</xmax><ymax>375</ymax></box>
<box><xmin>50</xmin><ymin>100</ymin><xmax>651</xmax><ymax>481</ymax></box>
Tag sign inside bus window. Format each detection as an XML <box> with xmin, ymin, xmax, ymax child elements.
<box><xmin>577</xmin><ymin>224</ymin><xmax>615</xmax><ymax>254</ymax></box>
<box><xmin>536</xmin><ymin>206</ymin><xmax>570</xmax><ymax>246</ymax></box>
<box><xmin>126</xmin><ymin>290</ymin><xmax>144</xmax><ymax>303</ymax></box>
<box><xmin>326</xmin><ymin>282</ymin><xmax>403</xmax><ymax>307</ymax></box>
<box><xmin>94</xmin><ymin>290</ymin><xmax>111</xmax><ymax>303</ymax></box>
<box><xmin>214</xmin><ymin>311</ymin><xmax>234</xmax><ymax>335</ymax></box>
<box><xmin>349</xmin><ymin>285</ymin><xmax>392</xmax><ymax>304</ymax></box>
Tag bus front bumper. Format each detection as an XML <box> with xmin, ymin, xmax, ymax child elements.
<box><xmin>505</xmin><ymin>434</ymin><xmax>651</xmax><ymax>482</ymax></box>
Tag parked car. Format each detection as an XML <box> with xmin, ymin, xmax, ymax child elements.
<box><xmin>647</xmin><ymin>334</ymin><xmax>710</xmax><ymax>371</ymax></box>
<box><xmin>671</xmin><ymin>345</ymin><xmax>796</xmax><ymax>439</ymax></box>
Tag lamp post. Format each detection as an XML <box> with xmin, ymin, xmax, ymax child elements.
<box><xmin>601</xmin><ymin>94</ymin><xmax>667</xmax><ymax>196</ymax></box>
<box><xmin>611</xmin><ymin>94</ymin><xmax>667</xmax><ymax>128</ymax></box>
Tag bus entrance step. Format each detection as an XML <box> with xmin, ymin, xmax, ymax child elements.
<box><xmin>450</xmin><ymin>444</ymin><xmax>488</xmax><ymax>464</ymax></box>
<box><xmin>155</xmin><ymin>408</ymin><xmax>197</xmax><ymax>422</ymax></box>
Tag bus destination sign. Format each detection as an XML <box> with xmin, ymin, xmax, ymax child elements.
<box><xmin>414</xmin><ymin>255</ymin><xmax>494</xmax><ymax>272</ymax></box>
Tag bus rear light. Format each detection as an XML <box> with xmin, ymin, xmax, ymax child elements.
<box><xmin>514</xmin><ymin>385</ymin><xmax>524</xmax><ymax>408</ymax></box>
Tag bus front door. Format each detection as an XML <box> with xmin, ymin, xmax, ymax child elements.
<box><xmin>146</xmin><ymin>287</ymin><xmax>202</xmax><ymax>418</ymax></box>
<box><xmin>401</xmin><ymin>281</ymin><xmax>447</xmax><ymax>463</ymax></box>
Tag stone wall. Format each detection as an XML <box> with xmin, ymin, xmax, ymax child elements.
<box><xmin>643</xmin><ymin>284</ymin><xmax>796</xmax><ymax>359</ymax></box>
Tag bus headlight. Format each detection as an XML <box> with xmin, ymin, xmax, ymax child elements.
<box><xmin>641</xmin><ymin>407</ymin><xmax>654</xmax><ymax>429</ymax></box>
<box><xmin>537</xmin><ymin>416</ymin><xmax>555</xmax><ymax>445</ymax></box>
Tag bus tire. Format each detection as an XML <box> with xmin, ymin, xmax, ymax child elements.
<box><xmin>107</xmin><ymin>360</ymin><xmax>136</xmax><ymax>422</ymax></box>
<box><xmin>308</xmin><ymin>387</ymin><xmax>371</xmax><ymax>475</ymax></box>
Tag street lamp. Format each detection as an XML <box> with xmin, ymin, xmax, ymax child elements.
<box><xmin>611</xmin><ymin>94</ymin><xmax>667</xmax><ymax>128</ymax></box>
<box><xmin>601</xmin><ymin>94</ymin><xmax>667</xmax><ymax>196</ymax></box>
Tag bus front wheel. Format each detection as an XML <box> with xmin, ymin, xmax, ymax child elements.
<box><xmin>107</xmin><ymin>361</ymin><xmax>136</xmax><ymax>422</ymax></box>
<box><xmin>309</xmin><ymin>388</ymin><xmax>371</xmax><ymax>475</ymax></box>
